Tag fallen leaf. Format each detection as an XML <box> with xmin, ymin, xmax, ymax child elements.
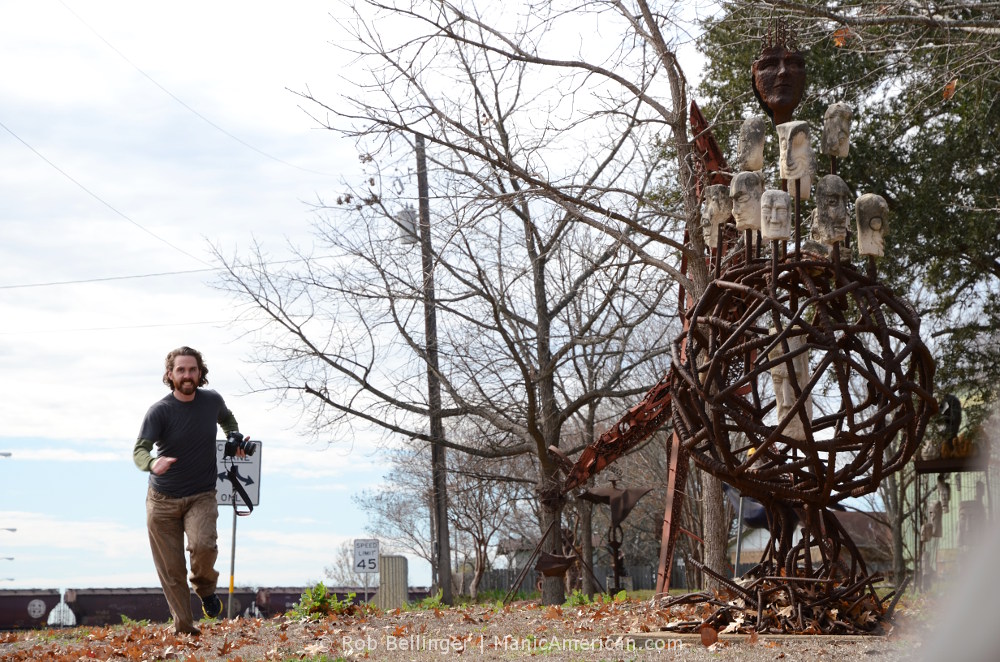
<box><xmin>721</xmin><ymin>613</ymin><xmax>744</xmax><ymax>634</ymax></box>
<box><xmin>300</xmin><ymin>642</ymin><xmax>328</xmax><ymax>655</ymax></box>
<box><xmin>943</xmin><ymin>78</ymin><xmax>958</xmax><ymax>100</ymax></box>
<box><xmin>832</xmin><ymin>27</ymin><xmax>853</xmax><ymax>47</ymax></box>
<box><xmin>700</xmin><ymin>624</ymin><xmax>718</xmax><ymax>647</ymax></box>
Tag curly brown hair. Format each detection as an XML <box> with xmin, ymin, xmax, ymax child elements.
<box><xmin>163</xmin><ymin>346</ymin><xmax>210</xmax><ymax>389</ymax></box>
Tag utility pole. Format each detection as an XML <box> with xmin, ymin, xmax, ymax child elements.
<box><xmin>415</xmin><ymin>134</ymin><xmax>452</xmax><ymax>604</ymax></box>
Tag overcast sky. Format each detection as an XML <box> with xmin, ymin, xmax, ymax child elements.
<box><xmin>0</xmin><ymin>0</ymin><xmax>413</xmax><ymax>591</ymax></box>
<box><xmin>0</xmin><ymin>0</ymin><xmax>716</xmax><ymax>598</ymax></box>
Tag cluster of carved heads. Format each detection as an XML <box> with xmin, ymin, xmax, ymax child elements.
<box><xmin>719</xmin><ymin>100</ymin><xmax>890</xmax><ymax>258</ymax></box>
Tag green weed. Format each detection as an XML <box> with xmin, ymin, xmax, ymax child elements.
<box><xmin>286</xmin><ymin>582</ymin><xmax>357</xmax><ymax>620</ymax></box>
<box><xmin>563</xmin><ymin>589</ymin><xmax>591</xmax><ymax>607</ymax></box>
<box><xmin>405</xmin><ymin>588</ymin><xmax>443</xmax><ymax>610</ymax></box>
<box><xmin>120</xmin><ymin>614</ymin><xmax>151</xmax><ymax>627</ymax></box>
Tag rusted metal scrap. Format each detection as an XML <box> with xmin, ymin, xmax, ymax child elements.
<box><xmin>562</xmin><ymin>374</ymin><xmax>673</xmax><ymax>493</ymax></box>
<box><xmin>654</xmin><ymin>558</ymin><xmax>905</xmax><ymax>636</ymax></box>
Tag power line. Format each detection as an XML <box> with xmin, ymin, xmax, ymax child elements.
<box><xmin>0</xmin><ymin>268</ymin><xmax>215</xmax><ymax>290</ymax></box>
<box><xmin>57</xmin><ymin>0</ymin><xmax>336</xmax><ymax>178</ymax></box>
<box><xmin>0</xmin><ymin>256</ymin><xmax>333</xmax><ymax>290</ymax></box>
<box><xmin>0</xmin><ymin>119</ymin><xmax>211</xmax><ymax>267</ymax></box>
<box><xmin>0</xmin><ymin>320</ymin><xmax>233</xmax><ymax>336</ymax></box>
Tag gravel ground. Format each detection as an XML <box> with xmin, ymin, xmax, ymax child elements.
<box><xmin>0</xmin><ymin>595</ymin><xmax>930</xmax><ymax>661</ymax></box>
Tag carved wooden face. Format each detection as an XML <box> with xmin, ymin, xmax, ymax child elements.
<box><xmin>761</xmin><ymin>189</ymin><xmax>793</xmax><ymax>241</ymax></box>
<box><xmin>701</xmin><ymin>184</ymin><xmax>731</xmax><ymax>245</ymax></box>
<box><xmin>767</xmin><ymin>330</ymin><xmax>812</xmax><ymax>441</ymax></box>
<box><xmin>777</xmin><ymin>121</ymin><xmax>813</xmax><ymax>181</ymax></box>
<box><xmin>813</xmin><ymin>174</ymin><xmax>851</xmax><ymax>244</ymax></box>
<box><xmin>737</xmin><ymin>116</ymin><xmax>767</xmax><ymax>172</ymax></box>
<box><xmin>822</xmin><ymin>103</ymin><xmax>853</xmax><ymax>158</ymax></box>
<box><xmin>856</xmin><ymin>193</ymin><xmax>889</xmax><ymax>256</ymax></box>
<box><xmin>752</xmin><ymin>46</ymin><xmax>806</xmax><ymax>124</ymax></box>
<box><xmin>703</xmin><ymin>184</ymin><xmax>732</xmax><ymax>227</ymax></box>
<box><xmin>730</xmin><ymin>171</ymin><xmax>763</xmax><ymax>231</ymax></box>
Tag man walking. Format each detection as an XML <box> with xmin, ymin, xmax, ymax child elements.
<box><xmin>133</xmin><ymin>346</ymin><xmax>243</xmax><ymax>635</ymax></box>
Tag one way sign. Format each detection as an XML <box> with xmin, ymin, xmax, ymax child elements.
<box><xmin>215</xmin><ymin>440</ymin><xmax>262</xmax><ymax>507</ymax></box>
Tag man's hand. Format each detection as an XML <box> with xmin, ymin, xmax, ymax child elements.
<box><xmin>151</xmin><ymin>456</ymin><xmax>177</xmax><ymax>475</ymax></box>
<box><xmin>235</xmin><ymin>435</ymin><xmax>251</xmax><ymax>459</ymax></box>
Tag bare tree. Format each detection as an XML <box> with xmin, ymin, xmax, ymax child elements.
<box><xmin>353</xmin><ymin>439</ymin><xmax>535</xmax><ymax>600</ymax></box>
<box><xmin>353</xmin><ymin>445</ymin><xmax>435</xmax><ymax>569</ymax></box>
<box><xmin>216</xmin><ymin>0</ymin><xmax>730</xmax><ymax>603</ymax></box>
<box><xmin>448</xmin><ymin>452</ymin><xmax>536</xmax><ymax>599</ymax></box>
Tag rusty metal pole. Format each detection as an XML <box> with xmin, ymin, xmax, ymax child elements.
<box><xmin>655</xmin><ymin>432</ymin><xmax>685</xmax><ymax>595</ymax></box>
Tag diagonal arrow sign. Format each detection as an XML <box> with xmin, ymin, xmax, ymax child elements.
<box><xmin>215</xmin><ymin>440</ymin><xmax>261</xmax><ymax>507</ymax></box>
<box><xmin>228</xmin><ymin>466</ymin><xmax>254</xmax><ymax>486</ymax></box>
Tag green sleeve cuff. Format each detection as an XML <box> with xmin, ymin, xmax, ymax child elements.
<box><xmin>219</xmin><ymin>409</ymin><xmax>240</xmax><ymax>436</ymax></box>
<box><xmin>133</xmin><ymin>438</ymin><xmax>155</xmax><ymax>472</ymax></box>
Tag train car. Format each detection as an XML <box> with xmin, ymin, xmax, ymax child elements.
<box><xmin>254</xmin><ymin>586</ymin><xmax>310</xmax><ymax>617</ymax></box>
<box><xmin>0</xmin><ymin>589</ymin><xmax>61</xmax><ymax>630</ymax></box>
<box><xmin>1</xmin><ymin>585</ymin><xmax>432</xmax><ymax>629</ymax></box>
<box><xmin>64</xmin><ymin>587</ymin><xmax>260</xmax><ymax>626</ymax></box>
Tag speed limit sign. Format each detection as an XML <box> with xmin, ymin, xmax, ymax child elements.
<box><xmin>353</xmin><ymin>538</ymin><xmax>379</xmax><ymax>574</ymax></box>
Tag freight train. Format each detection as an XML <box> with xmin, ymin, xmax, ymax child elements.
<box><xmin>0</xmin><ymin>586</ymin><xmax>431</xmax><ymax>630</ymax></box>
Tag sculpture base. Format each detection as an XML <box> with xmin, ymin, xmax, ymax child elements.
<box><xmin>654</xmin><ymin>558</ymin><xmax>903</xmax><ymax>636</ymax></box>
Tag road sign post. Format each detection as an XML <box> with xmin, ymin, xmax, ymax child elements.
<box><xmin>216</xmin><ymin>441</ymin><xmax>262</xmax><ymax>618</ymax></box>
<box><xmin>354</xmin><ymin>539</ymin><xmax>379</xmax><ymax>603</ymax></box>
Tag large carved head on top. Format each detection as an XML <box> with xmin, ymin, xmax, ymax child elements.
<box><xmin>751</xmin><ymin>20</ymin><xmax>806</xmax><ymax>125</ymax></box>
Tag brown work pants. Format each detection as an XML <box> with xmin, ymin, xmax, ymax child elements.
<box><xmin>146</xmin><ymin>486</ymin><xmax>219</xmax><ymax>633</ymax></box>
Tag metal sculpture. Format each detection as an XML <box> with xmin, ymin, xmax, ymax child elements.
<box><xmin>580</xmin><ymin>483</ymin><xmax>653</xmax><ymax>592</ymax></box>
<box><xmin>559</xmin><ymin>19</ymin><xmax>936</xmax><ymax>635</ymax></box>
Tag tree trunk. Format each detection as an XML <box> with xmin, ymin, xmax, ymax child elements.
<box><xmin>701</xmin><ymin>473</ymin><xmax>729</xmax><ymax>590</ymax></box>
<box><xmin>469</xmin><ymin>549</ymin><xmax>485</xmax><ymax>601</ymax></box>
<box><xmin>539</xmin><ymin>498</ymin><xmax>566</xmax><ymax>604</ymax></box>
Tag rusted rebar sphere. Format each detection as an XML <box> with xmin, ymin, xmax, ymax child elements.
<box><xmin>670</xmin><ymin>255</ymin><xmax>936</xmax><ymax>508</ymax></box>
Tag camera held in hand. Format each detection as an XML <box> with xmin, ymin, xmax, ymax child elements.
<box><xmin>224</xmin><ymin>431</ymin><xmax>256</xmax><ymax>457</ymax></box>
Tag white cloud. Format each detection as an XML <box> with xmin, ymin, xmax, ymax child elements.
<box><xmin>0</xmin><ymin>511</ymin><xmax>147</xmax><ymax>559</ymax></box>
<box><xmin>4</xmin><ymin>449</ymin><xmax>124</xmax><ymax>463</ymax></box>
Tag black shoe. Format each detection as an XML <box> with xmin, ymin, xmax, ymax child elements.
<box><xmin>202</xmin><ymin>593</ymin><xmax>224</xmax><ymax>619</ymax></box>
<box><xmin>176</xmin><ymin>625</ymin><xmax>201</xmax><ymax>636</ymax></box>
